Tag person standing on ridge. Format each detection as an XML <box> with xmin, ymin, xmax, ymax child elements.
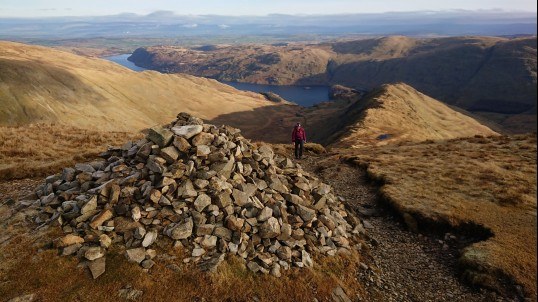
<box><xmin>292</xmin><ymin>122</ymin><xmax>306</xmax><ymax>159</ymax></box>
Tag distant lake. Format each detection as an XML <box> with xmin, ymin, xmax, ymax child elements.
<box><xmin>104</xmin><ymin>54</ymin><xmax>148</xmax><ymax>72</ymax></box>
<box><xmin>104</xmin><ymin>54</ymin><xmax>330</xmax><ymax>107</ymax></box>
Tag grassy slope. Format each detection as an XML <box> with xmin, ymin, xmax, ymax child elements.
<box><xmin>0</xmin><ymin>41</ymin><xmax>281</xmax><ymax>132</ymax></box>
<box><xmin>0</xmin><ymin>124</ymin><xmax>142</xmax><ymax>180</ymax></box>
<box><xmin>342</xmin><ymin>134</ymin><xmax>537</xmax><ymax>299</ymax></box>
<box><xmin>330</xmin><ymin>83</ymin><xmax>498</xmax><ymax>147</ymax></box>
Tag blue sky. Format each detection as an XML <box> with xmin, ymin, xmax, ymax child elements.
<box><xmin>1</xmin><ymin>0</ymin><xmax>536</xmax><ymax>17</ymax></box>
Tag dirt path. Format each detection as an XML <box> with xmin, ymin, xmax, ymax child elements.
<box><xmin>299</xmin><ymin>153</ymin><xmax>511</xmax><ymax>302</ymax></box>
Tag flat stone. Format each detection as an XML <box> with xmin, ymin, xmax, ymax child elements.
<box><xmin>200</xmin><ymin>235</ymin><xmax>218</xmax><ymax>249</ymax></box>
<box><xmin>7</xmin><ymin>294</ymin><xmax>36</xmax><ymax>302</ymax></box>
<box><xmin>90</xmin><ymin>209</ymin><xmax>113</xmax><ymax>229</ymax></box>
<box><xmin>117</xmin><ymin>287</ymin><xmax>143</xmax><ymax>301</ymax></box>
<box><xmin>141</xmin><ymin>259</ymin><xmax>155</xmax><ymax>269</ymax></box>
<box><xmin>99</xmin><ymin>234</ymin><xmax>112</xmax><ymax>248</ymax></box>
<box><xmin>173</xmin><ymin>136</ymin><xmax>191</xmax><ymax>152</ymax></box>
<box><xmin>302</xmin><ymin>250</ymin><xmax>313</xmax><ymax>267</ymax></box>
<box><xmin>85</xmin><ymin>247</ymin><xmax>104</xmax><ymax>261</ymax></box>
<box><xmin>196</xmin><ymin>224</ymin><xmax>215</xmax><ymax>236</ymax></box>
<box><xmin>259</xmin><ymin>217</ymin><xmax>281</xmax><ymax>238</ymax></box>
<box><xmin>297</xmin><ymin>205</ymin><xmax>316</xmax><ymax>222</ymax></box>
<box><xmin>194</xmin><ymin>194</ymin><xmax>211</xmax><ymax>212</ymax></box>
<box><xmin>177</xmin><ymin>179</ymin><xmax>197</xmax><ymax>198</ymax></box>
<box><xmin>147</xmin><ymin>127</ymin><xmax>174</xmax><ymax>148</ymax></box>
<box><xmin>213</xmin><ymin>226</ymin><xmax>232</xmax><ymax>241</ymax></box>
<box><xmin>62</xmin><ymin>243</ymin><xmax>82</xmax><ymax>256</ymax></box>
<box><xmin>160</xmin><ymin>146</ymin><xmax>179</xmax><ymax>163</ymax></box>
<box><xmin>257</xmin><ymin>206</ymin><xmax>273</xmax><ymax>222</ymax></box>
<box><xmin>126</xmin><ymin>247</ymin><xmax>146</xmax><ymax>263</ymax></box>
<box><xmin>232</xmin><ymin>189</ymin><xmax>249</xmax><ymax>207</ymax></box>
<box><xmin>80</xmin><ymin>196</ymin><xmax>97</xmax><ymax>214</ymax></box>
<box><xmin>331</xmin><ymin>286</ymin><xmax>352</xmax><ymax>302</ymax></box>
<box><xmin>192</xmin><ymin>132</ymin><xmax>215</xmax><ymax>146</ymax></box>
<box><xmin>56</xmin><ymin>234</ymin><xmax>84</xmax><ymax>248</ymax></box>
<box><xmin>197</xmin><ymin>253</ymin><xmax>225</xmax><ymax>272</ymax></box>
<box><xmin>88</xmin><ymin>257</ymin><xmax>106</xmax><ymax>279</ymax></box>
<box><xmin>215</xmin><ymin>192</ymin><xmax>232</xmax><ymax>208</ymax></box>
<box><xmin>167</xmin><ymin>217</ymin><xmax>193</xmax><ymax>240</ymax></box>
<box><xmin>142</xmin><ymin>230</ymin><xmax>158</xmax><ymax>247</ymax></box>
<box><xmin>225</xmin><ymin>215</ymin><xmax>244</xmax><ymax>231</ymax></box>
<box><xmin>171</xmin><ymin>125</ymin><xmax>203</xmax><ymax>139</ymax></box>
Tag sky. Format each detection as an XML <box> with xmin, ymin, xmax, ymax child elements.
<box><xmin>1</xmin><ymin>0</ymin><xmax>537</xmax><ymax>17</ymax></box>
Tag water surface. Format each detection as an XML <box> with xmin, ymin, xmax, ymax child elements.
<box><xmin>104</xmin><ymin>54</ymin><xmax>330</xmax><ymax>106</ymax></box>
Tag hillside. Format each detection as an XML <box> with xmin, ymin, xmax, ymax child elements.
<box><xmin>129</xmin><ymin>36</ymin><xmax>537</xmax><ymax>133</ymax></box>
<box><xmin>343</xmin><ymin>133</ymin><xmax>537</xmax><ymax>299</ymax></box>
<box><xmin>326</xmin><ymin>83</ymin><xmax>497</xmax><ymax>147</ymax></box>
<box><xmin>0</xmin><ymin>41</ymin><xmax>284</xmax><ymax>132</ymax></box>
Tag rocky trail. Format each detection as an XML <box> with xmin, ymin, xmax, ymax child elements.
<box><xmin>298</xmin><ymin>152</ymin><xmax>512</xmax><ymax>302</ymax></box>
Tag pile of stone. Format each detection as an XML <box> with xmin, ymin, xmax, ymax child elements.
<box><xmin>32</xmin><ymin>112</ymin><xmax>362</xmax><ymax>279</ymax></box>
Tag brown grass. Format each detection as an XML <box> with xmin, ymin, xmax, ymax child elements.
<box><xmin>0</xmin><ymin>124</ymin><xmax>141</xmax><ymax>180</ymax></box>
<box><xmin>341</xmin><ymin>134</ymin><xmax>537</xmax><ymax>299</ymax></box>
<box><xmin>0</xmin><ymin>210</ymin><xmax>364</xmax><ymax>302</ymax></box>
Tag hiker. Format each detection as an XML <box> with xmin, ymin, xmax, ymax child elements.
<box><xmin>292</xmin><ymin>122</ymin><xmax>306</xmax><ymax>159</ymax></box>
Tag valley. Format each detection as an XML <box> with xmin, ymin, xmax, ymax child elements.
<box><xmin>128</xmin><ymin>35</ymin><xmax>538</xmax><ymax>133</ymax></box>
<box><xmin>0</xmin><ymin>38</ymin><xmax>536</xmax><ymax>302</ymax></box>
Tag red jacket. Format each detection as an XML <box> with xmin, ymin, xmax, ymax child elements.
<box><xmin>292</xmin><ymin>126</ymin><xmax>306</xmax><ymax>142</ymax></box>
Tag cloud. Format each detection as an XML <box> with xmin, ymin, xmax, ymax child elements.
<box><xmin>218</xmin><ymin>24</ymin><xmax>230</xmax><ymax>29</ymax></box>
<box><xmin>182</xmin><ymin>23</ymin><xmax>198</xmax><ymax>28</ymax></box>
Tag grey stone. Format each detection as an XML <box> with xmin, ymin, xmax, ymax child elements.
<box><xmin>160</xmin><ymin>146</ymin><xmax>179</xmax><ymax>163</ymax></box>
<box><xmin>147</xmin><ymin>127</ymin><xmax>174</xmax><ymax>148</ymax></box>
<box><xmin>331</xmin><ymin>286</ymin><xmax>351</xmax><ymax>302</ymax></box>
<box><xmin>171</xmin><ymin>125</ymin><xmax>203</xmax><ymax>139</ymax></box>
<box><xmin>85</xmin><ymin>247</ymin><xmax>104</xmax><ymax>261</ymax></box>
<box><xmin>198</xmin><ymin>253</ymin><xmax>225</xmax><ymax>272</ymax></box>
<box><xmin>142</xmin><ymin>230</ymin><xmax>158</xmax><ymax>247</ymax></box>
<box><xmin>194</xmin><ymin>194</ymin><xmax>212</xmax><ymax>212</ymax></box>
<box><xmin>257</xmin><ymin>206</ymin><xmax>273</xmax><ymax>222</ymax></box>
<box><xmin>126</xmin><ymin>248</ymin><xmax>146</xmax><ymax>263</ymax></box>
<box><xmin>259</xmin><ymin>217</ymin><xmax>281</xmax><ymax>238</ymax></box>
<box><xmin>88</xmin><ymin>257</ymin><xmax>106</xmax><ymax>279</ymax></box>
<box><xmin>167</xmin><ymin>217</ymin><xmax>193</xmax><ymax>240</ymax></box>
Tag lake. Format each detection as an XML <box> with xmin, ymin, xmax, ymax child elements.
<box><xmin>104</xmin><ymin>54</ymin><xmax>331</xmax><ymax>107</ymax></box>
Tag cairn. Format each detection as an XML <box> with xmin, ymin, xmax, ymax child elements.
<box><xmin>32</xmin><ymin>112</ymin><xmax>363</xmax><ymax>279</ymax></box>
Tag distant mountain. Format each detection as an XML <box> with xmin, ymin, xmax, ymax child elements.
<box><xmin>0</xmin><ymin>10</ymin><xmax>535</xmax><ymax>39</ymax></box>
<box><xmin>328</xmin><ymin>83</ymin><xmax>498</xmax><ymax>147</ymax></box>
<box><xmin>130</xmin><ymin>36</ymin><xmax>537</xmax><ymax>133</ymax></box>
<box><xmin>0</xmin><ymin>41</ymin><xmax>277</xmax><ymax>131</ymax></box>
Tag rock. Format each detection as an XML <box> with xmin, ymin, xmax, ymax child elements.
<box><xmin>213</xmin><ymin>227</ymin><xmax>232</xmax><ymax>241</ymax></box>
<box><xmin>173</xmin><ymin>136</ymin><xmax>191</xmax><ymax>152</ymax></box>
<box><xmin>126</xmin><ymin>248</ymin><xmax>146</xmax><ymax>263</ymax></box>
<box><xmin>215</xmin><ymin>192</ymin><xmax>233</xmax><ymax>208</ymax></box>
<box><xmin>171</xmin><ymin>125</ymin><xmax>203</xmax><ymax>139</ymax></box>
<box><xmin>141</xmin><ymin>259</ymin><xmax>155</xmax><ymax>269</ymax></box>
<box><xmin>232</xmin><ymin>189</ymin><xmax>249</xmax><ymax>207</ymax></box>
<box><xmin>89</xmin><ymin>209</ymin><xmax>113</xmax><ymax>229</ymax></box>
<box><xmin>225</xmin><ymin>215</ymin><xmax>244</xmax><ymax>231</ymax></box>
<box><xmin>194</xmin><ymin>194</ymin><xmax>212</xmax><ymax>212</ymax></box>
<box><xmin>257</xmin><ymin>207</ymin><xmax>273</xmax><ymax>222</ymax></box>
<box><xmin>62</xmin><ymin>243</ymin><xmax>82</xmax><ymax>256</ymax></box>
<box><xmin>142</xmin><ymin>230</ymin><xmax>158</xmax><ymax>247</ymax></box>
<box><xmin>148</xmin><ymin>127</ymin><xmax>174</xmax><ymax>148</ymax></box>
<box><xmin>297</xmin><ymin>205</ymin><xmax>316</xmax><ymax>221</ymax></box>
<box><xmin>56</xmin><ymin>234</ymin><xmax>84</xmax><ymax>248</ymax></box>
<box><xmin>201</xmin><ymin>235</ymin><xmax>218</xmax><ymax>249</ymax></box>
<box><xmin>131</xmin><ymin>206</ymin><xmax>141</xmax><ymax>222</ymax></box>
<box><xmin>192</xmin><ymin>248</ymin><xmax>206</xmax><ymax>257</ymax></box>
<box><xmin>167</xmin><ymin>218</ymin><xmax>193</xmax><ymax>240</ymax></box>
<box><xmin>271</xmin><ymin>263</ymin><xmax>282</xmax><ymax>277</ymax></box>
<box><xmin>212</xmin><ymin>158</ymin><xmax>235</xmax><ymax>179</ymax></box>
<box><xmin>259</xmin><ymin>217</ymin><xmax>281</xmax><ymax>238</ymax></box>
<box><xmin>247</xmin><ymin>261</ymin><xmax>262</xmax><ymax>273</ymax></box>
<box><xmin>196</xmin><ymin>145</ymin><xmax>211</xmax><ymax>157</ymax></box>
<box><xmin>177</xmin><ymin>180</ymin><xmax>197</xmax><ymax>198</ymax></box>
<box><xmin>196</xmin><ymin>224</ymin><xmax>215</xmax><ymax>236</ymax></box>
<box><xmin>160</xmin><ymin>146</ymin><xmax>179</xmax><ymax>163</ymax></box>
<box><xmin>192</xmin><ymin>132</ymin><xmax>215</xmax><ymax>146</ymax></box>
<box><xmin>117</xmin><ymin>286</ymin><xmax>143</xmax><ymax>301</ymax></box>
<box><xmin>198</xmin><ymin>253</ymin><xmax>225</xmax><ymax>272</ymax></box>
<box><xmin>331</xmin><ymin>286</ymin><xmax>351</xmax><ymax>302</ymax></box>
<box><xmin>85</xmin><ymin>247</ymin><xmax>104</xmax><ymax>261</ymax></box>
<box><xmin>80</xmin><ymin>196</ymin><xmax>97</xmax><ymax>214</ymax></box>
<box><xmin>99</xmin><ymin>234</ymin><xmax>112</xmax><ymax>248</ymax></box>
<box><xmin>7</xmin><ymin>294</ymin><xmax>35</xmax><ymax>302</ymax></box>
<box><xmin>302</xmin><ymin>250</ymin><xmax>313</xmax><ymax>267</ymax></box>
<box><xmin>75</xmin><ymin>163</ymin><xmax>95</xmax><ymax>173</ymax></box>
<box><xmin>88</xmin><ymin>257</ymin><xmax>106</xmax><ymax>279</ymax></box>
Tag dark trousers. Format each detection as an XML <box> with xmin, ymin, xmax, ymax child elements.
<box><xmin>294</xmin><ymin>139</ymin><xmax>304</xmax><ymax>159</ymax></box>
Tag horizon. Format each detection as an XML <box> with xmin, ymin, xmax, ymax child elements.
<box><xmin>1</xmin><ymin>0</ymin><xmax>537</xmax><ymax>18</ymax></box>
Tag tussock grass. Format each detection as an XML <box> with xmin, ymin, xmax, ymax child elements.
<box><xmin>343</xmin><ymin>134</ymin><xmax>537</xmax><ymax>299</ymax></box>
<box><xmin>0</xmin><ymin>124</ymin><xmax>141</xmax><ymax>180</ymax></box>
<box><xmin>0</xmin><ymin>224</ymin><xmax>364</xmax><ymax>302</ymax></box>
